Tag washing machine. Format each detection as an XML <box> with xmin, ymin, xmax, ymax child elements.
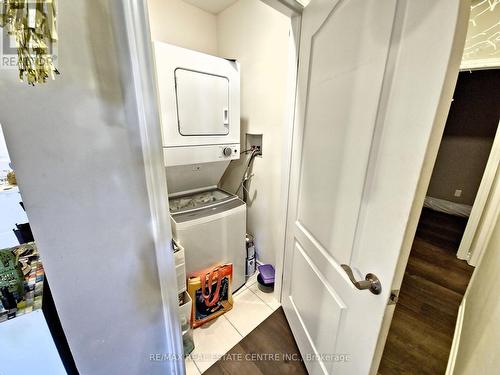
<box><xmin>153</xmin><ymin>42</ymin><xmax>246</xmax><ymax>291</ymax></box>
<box><xmin>169</xmin><ymin>188</ymin><xmax>246</xmax><ymax>291</ymax></box>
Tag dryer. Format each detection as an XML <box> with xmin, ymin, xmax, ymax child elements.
<box><xmin>153</xmin><ymin>42</ymin><xmax>241</xmax><ymax>194</ymax></box>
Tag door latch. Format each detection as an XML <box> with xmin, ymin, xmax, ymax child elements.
<box><xmin>388</xmin><ymin>290</ymin><xmax>399</xmax><ymax>305</ymax></box>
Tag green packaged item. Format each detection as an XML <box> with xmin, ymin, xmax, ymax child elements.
<box><xmin>0</xmin><ymin>247</ymin><xmax>23</xmax><ymax>295</ymax></box>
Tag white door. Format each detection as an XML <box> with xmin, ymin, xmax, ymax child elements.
<box><xmin>281</xmin><ymin>0</ymin><xmax>468</xmax><ymax>374</ymax></box>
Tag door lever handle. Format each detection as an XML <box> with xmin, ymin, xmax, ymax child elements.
<box><xmin>341</xmin><ymin>265</ymin><xmax>382</xmax><ymax>295</ymax></box>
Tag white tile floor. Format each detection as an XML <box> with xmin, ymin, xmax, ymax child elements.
<box><xmin>186</xmin><ymin>273</ymin><xmax>280</xmax><ymax>374</ymax></box>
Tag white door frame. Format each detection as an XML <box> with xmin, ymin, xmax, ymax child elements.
<box><xmin>120</xmin><ymin>0</ymin><xmax>304</xmax><ymax>373</ymax></box>
<box><xmin>261</xmin><ymin>0</ymin><xmax>303</xmax><ymax>309</ymax></box>
<box><xmin>457</xmin><ymin>120</ymin><xmax>500</xmax><ymax>266</ymax></box>
<box><xmin>460</xmin><ymin>59</ymin><xmax>500</xmax><ymax>71</ymax></box>
<box><xmin>122</xmin><ymin>0</ymin><xmax>468</xmax><ymax>373</ymax></box>
<box><xmin>120</xmin><ymin>1</ymin><xmax>185</xmax><ymax>374</ymax></box>
<box><xmin>446</xmin><ymin>184</ymin><xmax>500</xmax><ymax>375</ymax></box>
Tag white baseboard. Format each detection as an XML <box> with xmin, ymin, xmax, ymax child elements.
<box><xmin>446</xmin><ymin>297</ymin><xmax>466</xmax><ymax>375</ymax></box>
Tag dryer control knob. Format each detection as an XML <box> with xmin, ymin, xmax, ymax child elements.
<box><xmin>223</xmin><ymin>147</ymin><xmax>233</xmax><ymax>157</ymax></box>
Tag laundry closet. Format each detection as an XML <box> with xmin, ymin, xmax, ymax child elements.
<box><xmin>147</xmin><ymin>0</ymin><xmax>294</xmax><ymax>371</ymax></box>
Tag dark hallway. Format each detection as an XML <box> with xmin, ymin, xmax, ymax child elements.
<box><xmin>379</xmin><ymin>208</ymin><xmax>474</xmax><ymax>375</ymax></box>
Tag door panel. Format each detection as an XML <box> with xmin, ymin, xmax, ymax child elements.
<box><xmin>297</xmin><ymin>0</ymin><xmax>396</xmax><ymax>265</ymax></box>
<box><xmin>282</xmin><ymin>0</ymin><xmax>467</xmax><ymax>374</ymax></box>
<box><xmin>290</xmin><ymin>241</ymin><xmax>345</xmax><ymax>374</ymax></box>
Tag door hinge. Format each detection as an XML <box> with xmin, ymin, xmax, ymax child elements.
<box><xmin>388</xmin><ymin>290</ymin><xmax>399</xmax><ymax>305</ymax></box>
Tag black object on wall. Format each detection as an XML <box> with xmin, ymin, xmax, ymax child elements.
<box><xmin>43</xmin><ymin>278</ymin><xmax>80</xmax><ymax>374</ymax></box>
<box><xmin>13</xmin><ymin>202</ymin><xmax>35</xmax><ymax>245</ymax></box>
<box><xmin>13</xmin><ymin>223</ymin><xmax>34</xmax><ymax>244</ymax></box>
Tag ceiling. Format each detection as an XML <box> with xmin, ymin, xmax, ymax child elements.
<box><xmin>182</xmin><ymin>0</ymin><xmax>239</xmax><ymax>14</ymax></box>
<box><xmin>182</xmin><ymin>0</ymin><xmax>498</xmax><ymax>65</ymax></box>
<box><xmin>462</xmin><ymin>0</ymin><xmax>500</xmax><ymax>64</ymax></box>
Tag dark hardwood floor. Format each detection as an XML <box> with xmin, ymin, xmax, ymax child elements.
<box><xmin>206</xmin><ymin>208</ymin><xmax>473</xmax><ymax>375</ymax></box>
<box><xmin>379</xmin><ymin>208</ymin><xmax>474</xmax><ymax>375</ymax></box>
<box><xmin>205</xmin><ymin>308</ymin><xmax>308</xmax><ymax>375</ymax></box>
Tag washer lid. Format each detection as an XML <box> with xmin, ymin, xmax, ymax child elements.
<box><xmin>171</xmin><ymin>197</ymin><xmax>244</xmax><ymax>224</ymax></box>
<box><xmin>169</xmin><ymin>188</ymin><xmax>235</xmax><ymax>214</ymax></box>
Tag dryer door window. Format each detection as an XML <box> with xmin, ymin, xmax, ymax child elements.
<box><xmin>175</xmin><ymin>69</ymin><xmax>230</xmax><ymax>136</ymax></box>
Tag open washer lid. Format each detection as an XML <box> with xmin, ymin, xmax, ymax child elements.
<box><xmin>169</xmin><ymin>188</ymin><xmax>237</xmax><ymax>214</ymax></box>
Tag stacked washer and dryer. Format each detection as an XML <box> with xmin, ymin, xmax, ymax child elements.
<box><xmin>153</xmin><ymin>42</ymin><xmax>246</xmax><ymax>291</ymax></box>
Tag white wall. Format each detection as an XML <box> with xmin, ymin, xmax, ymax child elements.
<box><xmin>0</xmin><ymin>1</ymin><xmax>171</xmax><ymax>373</ymax></box>
<box><xmin>146</xmin><ymin>0</ymin><xmax>291</xmax><ymax>267</ymax></box>
<box><xmin>451</xmin><ymin>207</ymin><xmax>500</xmax><ymax>374</ymax></box>
<box><xmin>0</xmin><ymin>310</ymin><xmax>66</xmax><ymax>374</ymax></box>
<box><xmin>0</xmin><ymin>187</ymin><xmax>29</xmax><ymax>248</ymax></box>
<box><xmin>217</xmin><ymin>0</ymin><xmax>291</xmax><ymax>265</ymax></box>
<box><xmin>148</xmin><ymin>0</ymin><xmax>218</xmax><ymax>55</ymax></box>
<box><xmin>0</xmin><ymin>124</ymin><xmax>11</xmax><ymax>172</ymax></box>
<box><xmin>426</xmin><ymin>70</ymin><xmax>499</xmax><ymax>207</ymax></box>
<box><xmin>427</xmin><ymin>136</ymin><xmax>494</xmax><ymax>205</ymax></box>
